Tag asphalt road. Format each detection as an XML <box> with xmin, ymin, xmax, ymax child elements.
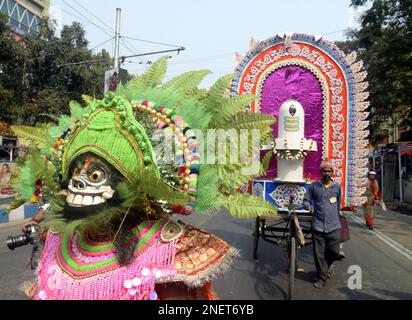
<box><xmin>1</xmin><ymin>209</ymin><xmax>412</xmax><ymax>300</ymax></box>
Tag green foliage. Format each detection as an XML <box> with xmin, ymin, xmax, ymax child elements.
<box><xmin>11</xmin><ymin>125</ymin><xmax>55</xmax><ymax>152</ymax></box>
<box><xmin>12</xmin><ymin>163</ymin><xmax>35</xmax><ymax>200</ymax></box>
<box><xmin>194</xmin><ymin>166</ymin><xmax>224</xmax><ymax>214</ymax></box>
<box><xmin>8</xmin><ymin>147</ymin><xmax>59</xmax><ymax>208</ymax></box>
<box><xmin>58</xmin><ymin>115</ymin><xmax>74</xmax><ymax>131</ymax></box>
<box><xmin>3</xmin><ymin>197</ymin><xmax>26</xmax><ymax>215</ymax></box>
<box><xmin>48</xmin><ymin>126</ymin><xmax>61</xmax><ymax>139</ymax></box>
<box><xmin>217</xmin><ymin>150</ymin><xmax>272</xmax><ymax>192</ymax></box>
<box><xmin>0</xmin><ymin>16</ymin><xmax>112</xmax><ymax>126</ymax></box>
<box><xmin>127</xmin><ymin>56</ymin><xmax>169</xmax><ymax>95</ymax></box>
<box><xmin>163</xmin><ymin>70</ymin><xmax>211</xmax><ymax>96</ymax></box>
<box><xmin>69</xmin><ymin>101</ymin><xmax>86</xmax><ymax>121</ymax></box>
<box><xmin>222</xmin><ymin>193</ymin><xmax>277</xmax><ymax>219</ymax></box>
<box><xmin>204</xmin><ymin>74</ymin><xmax>235</xmax><ymax>115</ymax></box>
<box><xmin>118</xmin><ymin>170</ymin><xmax>190</xmax><ymax>208</ymax></box>
<box><xmin>343</xmin><ymin>0</ymin><xmax>412</xmax><ymax>144</ymax></box>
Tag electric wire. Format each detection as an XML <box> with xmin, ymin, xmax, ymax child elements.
<box><xmin>121</xmin><ymin>36</ymin><xmax>183</xmax><ymax>48</ymax></box>
<box><xmin>64</xmin><ymin>0</ymin><xmax>148</xmax><ymax>65</ymax></box>
<box><xmin>90</xmin><ymin>37</ymin><xmax>114</xmax><ymax>52</ymax></box>
<box><xmin>61</xmin><ymin>0</ymin><xmax>113</xmax><ymax>37</ymax></box>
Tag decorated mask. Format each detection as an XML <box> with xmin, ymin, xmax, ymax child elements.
<box><xmin>66</xmin><ymin>153</ymin><xmax>121</xmax><ymax>208</ymax></box>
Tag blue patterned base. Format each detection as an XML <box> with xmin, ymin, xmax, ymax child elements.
<box><xmin>252</xmin><ymin>180</ymin><xmax>311</xmax><ymax>213</ymax></box>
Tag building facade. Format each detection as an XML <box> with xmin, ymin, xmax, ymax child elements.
<box><xmin>0</xmin><ymin>0</ymin><xmax>50</xmax><ymax>38</ymax></box>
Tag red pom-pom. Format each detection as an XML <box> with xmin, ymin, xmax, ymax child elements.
<box><xmin>171</xmin><ymin>205</ymin><xmax>186</xmax><ymax>214</ymax></box>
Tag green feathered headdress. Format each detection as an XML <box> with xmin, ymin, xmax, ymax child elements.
<box><xmin>7</xmin><ymin>56</ymin><xmax>278</xmax><ymax>220</ymax></box>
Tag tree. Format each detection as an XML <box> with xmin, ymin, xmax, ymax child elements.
<box><xmin>339</xmin><ymin>0</ymin><xmax>412</xmax><ymax>144</ymax></box>
<box><xmin>0</xmin><ymin>14</ymin><xmax>113</xmax><ymax>126</ymax></box>
<box><xmin>0</xmin><ymin>13</ymin><xmax>31</xmax><ymax>124</ymax></box>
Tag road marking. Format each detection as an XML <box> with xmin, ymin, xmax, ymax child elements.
<box><xmin>348</xmin><ymin>214</ymin><xmax>412</xmax><ymax>263</ymax></box>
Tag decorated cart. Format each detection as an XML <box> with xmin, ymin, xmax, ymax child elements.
<box><xmin>232</xmin><ymin>33</ymin><xmax>370</xmax><ymax>299</ymax></box>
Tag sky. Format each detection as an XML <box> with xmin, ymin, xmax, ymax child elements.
<box><xmin>49</xmin><ymin>0</ymin><xmax>364</xmax><ymax>88</ymax></box>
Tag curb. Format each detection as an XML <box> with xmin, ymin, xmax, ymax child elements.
<box><xmin>0</xmin><ymin>203</ymin><xmax>39</xmax><ymax>223</ymax></box>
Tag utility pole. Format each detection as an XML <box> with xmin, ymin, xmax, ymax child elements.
<box><xmin>113</xmin><ymin>8</ymin><xmax>121</xmax><ymax>69</ymax></box>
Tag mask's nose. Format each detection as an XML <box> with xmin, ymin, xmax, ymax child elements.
<box><xmin>72</xmin><ymin>177</ymin><xmax>87</xmax><ymax>189</ymax></box>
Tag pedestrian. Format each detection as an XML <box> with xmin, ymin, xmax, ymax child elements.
<box><xmin>303</xmin><ymin>159</ymin><xmax>342</xmax><ymax>289</ymax></box>
<box><xmin>363</xmin><ymin>171</ymin><xmax>381</xmax><ymax>230</ymax></box>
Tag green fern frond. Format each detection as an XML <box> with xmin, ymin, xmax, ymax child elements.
<box><xmin>204</xmin><ymin>74</ymin><xmax>234</xmax><ymax>115</ymax></box>
<box><xmin>58</xmin><ymin>115</ymin><xmax>74</xmax><ymax>132</ymax></box>
<box><xmin>119</xmin><ymin>170</ymin><xmax>189</xmax><ymax>206</ymax></box>
<box><xmin>12</xmin><ymin>163</ymin><xmax>35</xmax><ymax>200</ymax></box>
<box><xmin>212</xmin><ymin>95</ymin><xmax>256</xmax><ymax>127</ymax></box>
<box><xmin>223</xmin><ymin>193</ymin><xmax>277</xmax><ymax>219</ymax></box>
<box><xmin>194</xmin><ymin>166</ymin><xmax>224</xmax><ymax>214</ymax></box>
<box><xmin>234</xmin><ymin>112</ymin><xmax>276</xmax><ymax>130</ymax></box>
<box><xmin>69</xmin><ymin>101</ymin><xmax>86</xmax><ymax>121</ymax></box>
<box><xmin>36</xmin><ymin>113</ymin><xmax>60</xmax><ymax>122</ymax></box>
<box><xmin>48</xmin><ymin>126</ymin><xmax>61</xmax><ymax>139</ymax></box>
<box><xmin>128</xmin><ymin>56</ymin><xmax>169</xmax><ymax>92</ymax></box>
<box><xmin>162</xmin><ymin>70</ymin><xmax>211</xmax><ymax>95</ymax></box>
<box><xmin>82</xmin><ymin>95</ymin><xmax>93</xmax><ymax>106</ymax></box>
<box><xmin>174</xmin><ymin>101</ymin><xmax>211</xmax><ymax>130</ymax></box>
<box><xmin>217</xmin><ymin>150</ymin><xmax>272</xmax><ymax>191</ymax></box>
<box><xmin>4</xmin><ymin>197</ymin><xmax>26</xmax><ymax>215</ymax></box>
<box><xmin>11</xmin><ymin>125</ymin><xmax>55</xmax><ymax>151</ymax></box>
<box><xmin>11</xmin><ymin>148</ymin><xmax>59</xmax><ymax>202</ymax></box>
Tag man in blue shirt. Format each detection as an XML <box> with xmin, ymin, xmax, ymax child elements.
<box><xmin>304</xmin><ymin>159</ymin><xmax>342</xmax><ymax>288</ymax></box>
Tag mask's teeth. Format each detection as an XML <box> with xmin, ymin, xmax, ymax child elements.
<box><xmin>93</xmin><ymin>196</ymin><xmax>103</xmax><ymax>205</ymax></box>
<box><xmin>82</xmin><ymin>196</ymin><xmax>93</xmax><ymax>206</ymax></box>
<box><xmin>67</xmin><ymin>192</ymin><xmax>75</xmax><ymax>204</ymax></box>
<box><xmin>73</xmin><ymin>194</ymin><xmax>83</xmax><ymax>205</ymax></box>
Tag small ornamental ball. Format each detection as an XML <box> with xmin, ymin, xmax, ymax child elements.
<box><xmin>124</xmin><ymin>279</ymin><xmax>133</xmax><ymax>289</ymax></box>
<box><xmin>185</xmin><ymin>169</ymin><xmax>191</xmax><ymax>175</ymax></box>
<box><xmin>141</xmin><ymin>268</ymin><xmax>151</xmax><ymax>277</ymax></box>
<box><xmin>150</xmin><ymin>109</ymin><xmax>156</xmax><ymax>115</ymax></box>
<box><xmin>38</xmin><ymin>290</ymin><xmax>47</xmax><ymax>300</ymax></box>
<box><xmin>149</xmin><ymin>291</ymin><xmax>158</xmax><ymax>300</ymax></box>
<box><xmin>185</xmin><ymin>162</ymin><xmax>191</xmax><ymax>168</ymax></box>
<box><xmin>132</xmin><ymin>277</ymin><xmax>142</xmax><ymax>287</ymax></box>
<box><xmin>166</xmin><ymin>119</ymin><xmax>172</xmax><ymax>125</ymax></box>
<box><xmin>184</xmin><ymin>177</ymin><xmax>190</xmax><ymax>184</ymax></box>
<box><xmin>128</xmin><ymin>289</ymin><xmax>137</xmax><ymax>296</ymax></box>
<box><xmin>155</xmin><ymin>112</ymin><xmax>161</xmax><ymax>117</ymax></box>
<box><xmin>153</xmin><ymin>269</ymin><xmax>163</xmax><ymax>278</ymax></box>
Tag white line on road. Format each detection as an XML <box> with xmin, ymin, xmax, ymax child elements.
<box><xmin>348</xmin><ymin>214</ymin><xmax>412</xmax><ymax>263</ymax></box>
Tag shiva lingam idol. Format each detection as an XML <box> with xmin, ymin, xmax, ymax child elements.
<box><xmin>273</xmin><ymin>99</ymin><xmax>317</xmax><ymax>183</ymax></box>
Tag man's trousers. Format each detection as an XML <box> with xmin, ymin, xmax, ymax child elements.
<box><xmin>312</xmin><ymin>229</ymin><xmax>341</xmax><ymax>282</ymax></box>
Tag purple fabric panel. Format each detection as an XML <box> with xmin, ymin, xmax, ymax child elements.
<box><xmin>259</xmin><ymin>65</ymin><xmax>324</xmax><ymax>181</ymax></box>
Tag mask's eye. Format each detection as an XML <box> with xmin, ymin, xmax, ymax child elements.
<box><xmin>73</xmin><ymin>168</ymin><xmax>80</xmax><ymax>176</ymax></box>
<box><xmin>88</xmin><ymin>170</ymin><xmax>104</xmax><ymax>183</ymax></box>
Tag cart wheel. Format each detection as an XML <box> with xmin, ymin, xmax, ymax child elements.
<box><xmin>288</xmin><ymin>237</ymin><xmax>296</xmax><ymax>300</ymax></box>
<box><xmin>253</xmin><ymin>216</ymin><xmax>260</xmax><ymax>259</ymax></box>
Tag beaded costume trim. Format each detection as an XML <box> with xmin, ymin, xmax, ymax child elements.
<box><xmin>56</xmin><ymin>220</ymin><xmax>163</xmax><ymax>278</ymax></box>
